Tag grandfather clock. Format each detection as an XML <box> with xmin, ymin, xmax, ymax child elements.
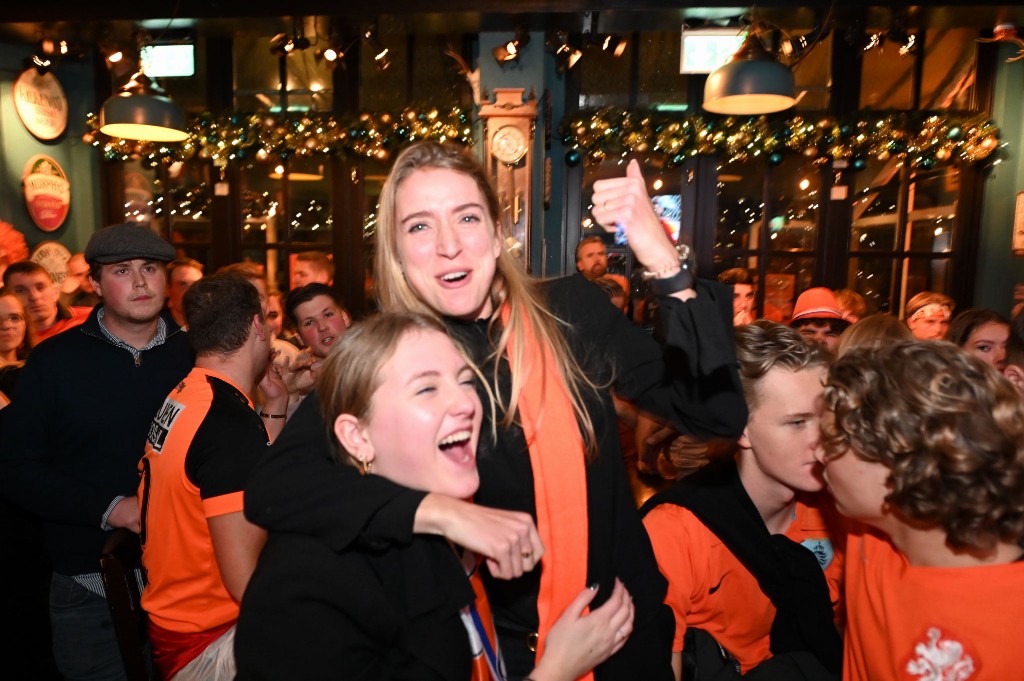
<box><xmin>479</xmin><ymin>88</ymin><xmax>537</xmax><ymax>266</ymax></box>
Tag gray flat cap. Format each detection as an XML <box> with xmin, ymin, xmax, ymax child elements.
<box><xmin>84</xmin><ymin>223</ymin><xmax>177</xmax><ymax>265</ymax></box>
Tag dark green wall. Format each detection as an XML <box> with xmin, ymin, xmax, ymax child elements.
<box><xmin>0</xmin><ymin>43</ymin><xmax>102</xmax><ymax>256</ymax></box>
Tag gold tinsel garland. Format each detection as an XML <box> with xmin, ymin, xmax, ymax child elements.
<box><xmin>558</xmin><ymin>109</ymin><xmax>1002</xmax><ymax>170</ymax></box>
<box><xmin>83</xmin><ymin>107</ymin><xmax>473</xmax><ymax>166</ymax></box>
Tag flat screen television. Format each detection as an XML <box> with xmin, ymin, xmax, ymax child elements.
<box><xmin>680</xmin><ymin>27</ymin><xmax>745</xmax><ymax>74</ymax></box>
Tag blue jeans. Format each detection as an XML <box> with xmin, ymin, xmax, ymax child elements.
<box><xmin>49</xmin><ymin>573</ymin><xmax>126</xmax><ymax>681</ymax></box>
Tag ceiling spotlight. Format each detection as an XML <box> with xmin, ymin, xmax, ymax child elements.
<box><xmin>601</xmin><ymin>34</ymin><xmax>627</xmax><ymax>57</ymax></box>
<box><xmin>30</xmin><ymin>38</ymin><xmax>61</xmax><ymax>73</ymax></box>
<box><xmin>269</xmin><ymin>33</ymin><xmax>289</xmax><ymax>55</ymax></box>
<box><xmin>493</xmin><ymin>27</ymin><xmax>530</xmax><ymax>65</ymax></box>
<box><xmin>363</xmin><ymin>25</ymin><xmax>391</xmax><ymax>71</ymax></box>
<box><xmin>106</xmin><ymin>47</ymin><xmax>124</xmax><ymax>65</ymax></box>
<box><xmin>886</xmin><ymin>27</ymin><xmax>916</xmax><ymax>55</ymax></box>
<box><xmin>548</xmin><ymin>30</ymin><xmax>583</xmax><ymax>72</ymax></box>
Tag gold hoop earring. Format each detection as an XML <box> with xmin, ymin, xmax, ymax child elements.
<box><xmin>360</xmin><ymin>459</ymin><xmax>372</xmax><ymax>475</ymax></box>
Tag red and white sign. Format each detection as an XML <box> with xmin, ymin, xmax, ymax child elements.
<box><xmin>22</xmin><ymin>155</ymin><xmax>71</xmax><ymax>232</ymax></box>
<box><xmin>13</xmin><ymin>69</ymin><xmax>68</xmax><ymax>141</ymax></box>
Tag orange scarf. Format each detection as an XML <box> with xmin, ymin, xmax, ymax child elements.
<box><xmin>501</xmin><ymin>305</ymin><xmax>592</xmax><ymax>681</ymax></box>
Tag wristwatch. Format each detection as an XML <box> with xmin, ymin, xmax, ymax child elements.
<box><xmin>644</xmin><ymin>243</ymin><xmax>695</xmax><ymax>295</ymax></box>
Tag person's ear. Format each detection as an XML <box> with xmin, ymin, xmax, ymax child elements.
<box><xmin>333</xmin><ymin>413</ymin><xmax>375</xmax><ymax>466</ymax></box>
<box><xmin>737</xmin><ymin>427</ymin><xmax>752</xmax><ymax>452</ymax></box>
<box><xmin>1004</xmin><ymin>364</ymin><xmax>1024</xmax><ymax>396</ymax></box>
<box><xmin>87</xmin><ymin>274</ymin><xmax>103</xmax><ymax>298</ymax></box>
<box><xmin>253</xmin><ymin>314</ymin><xmax>268</xmax><ymax>342</ymax></box>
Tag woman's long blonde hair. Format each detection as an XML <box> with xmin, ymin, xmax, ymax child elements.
<box><xmin>374</xmin><ymin>142</ymin><xmax>599</xmax><ymax>455</ymax></box>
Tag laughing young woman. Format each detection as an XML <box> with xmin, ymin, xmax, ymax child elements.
<box><xmin>244</xmin><ymin>142</ymin><xmax>746</xmax><ymax>680</ymax></box>
<box><xmin>236</xmin><ymin>313</ymin><xmax>633</xmax><ymax>680</ymax></box>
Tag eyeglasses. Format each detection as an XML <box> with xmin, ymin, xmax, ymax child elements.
<box><xmin>0</xmin><ymin>314</ymin><xmax>25</xmax><ymax>325</ymax></box>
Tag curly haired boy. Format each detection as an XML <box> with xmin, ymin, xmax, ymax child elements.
<box><xmin>821</xmin><ymin>340</ymin><xmax>1024</xmax><ymax>681</ymax></box>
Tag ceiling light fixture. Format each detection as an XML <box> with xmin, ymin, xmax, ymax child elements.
<box><xmin>493</xmin><ymin>27</ymin><xmax>530</xmax><ymax>65</ymax></box>
<box><xmin>363</xmin><ymin>24</ymin><xmax>391</xmax><ymax>71</ymax></box>
<box><xmin>703</xmin><ymin>27</ymin><xmax>796</xmax><ymax>115</ymax></box>
<box><xmin>601</xmin><ymin>34</ymin><xmax>627</xmax><ymax>57</ymax></box>
<box><xmin>99</xmin><ymin>33</ymin><xmax>188</xmax><ymax>142</ymax></box>
<box><xmin>548</xmin><ymin>30</ymin><xmax>583</xmax><ymax>72</ymax></box>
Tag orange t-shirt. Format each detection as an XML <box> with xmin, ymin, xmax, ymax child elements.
<box><xmin>139</xmin><ymin>367</ymin><xmax>268</xmax><ymax>634</ymax></box>
<box><xmin>643</xmin><ymin>496</ymin><xmax>844</xmax><ymax>673</ymax></box>
<box><xmin>36</xmin><ymin>305</ymin><xmax>90</xmax><ymax>342</ymax></box>
<box><xmin>843</xmin><ymin>525</ymin><xmax>1024</xmax><ymax>681</ymax></box>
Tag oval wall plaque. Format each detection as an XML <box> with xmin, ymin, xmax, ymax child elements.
<box><xmin>23</xmin><ymin>155</ymin><xmax>71</xmax><ymax>232</ymax></box>
<box><xmin>13</xmin><ymin>69</ymin><xmax>68</xmax><ymax>141</ymax></box>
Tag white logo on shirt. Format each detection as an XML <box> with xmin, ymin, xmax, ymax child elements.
<box><xmin>905</xmin><ymin>627</ymin><xmax>975</xmax><ymax>681</ymax></box>
<box><xmin>147</xmin><ymin>398</ymin><xmax>185</xmax><ymax>452</ymax></box>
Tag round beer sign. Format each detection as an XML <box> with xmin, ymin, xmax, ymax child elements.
<box><xmin>23</xmin><ymin>155</ymin><xmax>71</xmax><ymax>232</ymax></box>
<box><xmin>31</xmin><ymin>240</ymin><xmax>72</xmax><ymax>287</ymax></box>
<box><xmin>13</xmin><ymin>69</ymin><xmax>68</xmax><ymax>140</ymax></box>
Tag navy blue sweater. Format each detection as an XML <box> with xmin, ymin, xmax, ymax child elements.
<box><xmin>0</xmin><ymin>307</ymin><xmax>193</xmax><ymax>576</ymax></box>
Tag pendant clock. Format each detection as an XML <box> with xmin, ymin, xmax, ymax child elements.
<box><xmin>479</xmin><ymin>88</ymin><xmax>537</xmax><ymax>266</ymax></box>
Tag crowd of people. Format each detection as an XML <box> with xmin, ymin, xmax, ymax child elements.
<box><xmin>0</xmin><ymin>140</ymin><xmax>1021</xmax><ymax>681</ymax></box>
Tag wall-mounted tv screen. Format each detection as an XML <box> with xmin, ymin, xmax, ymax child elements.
<box><xmin>680</xmin><ymin>28</ymin><xmax>745</xmax><ymax>74</ymax></box>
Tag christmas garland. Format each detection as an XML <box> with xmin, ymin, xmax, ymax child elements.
<box><xmin>84</xmin><ymin>107</ymin><xmax>473</xmax><ymax>167</ymax></box>
<box><xmin>558</xmin><ymin>108</ymin><xmax>1001</xmax><ymax>170</ymax></box>
<box><xmin>85</xmin><ymin>106</ymin><xmax>1001</xmax><ymax>174</ymax></box>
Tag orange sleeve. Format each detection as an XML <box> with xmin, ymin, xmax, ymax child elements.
<box><xmin>202</xmin><ymin>490</ymin><xmax>245</xmax><ymax>518</ymax></box>
<box><xmin>643</xmin><ymin>505</ymin><xmax>709</xmax><ymax>652</ymax></box>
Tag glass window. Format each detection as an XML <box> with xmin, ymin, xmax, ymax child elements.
<box><xmin>121</xmin><ymin>160</ymin><xmax>212</xmax><ymax>268</ymax></box>
<box><xmin>766</xmin><ymin>256</ymin><xmax>815</xmax><ymax>321</ymax></box>
<box><xmin>790</xmin><ymin>32</ymin><xmax>831</xmax><ymax>111</ymax></box>
<box><xmin>233</xmin><ymin>33</ymin><xmax>333</xmax><ymax>112</ymax></box>
<box><xmin>903</xmin><ymin>256</ymin><xmax>953</xmax><ymax>307</ymax></box>
<box><xmin>919</xmin><ymin>27</ymin><xmax>978</xmax><ymax>110</ymax></box>
<box><xmin>846</xmin><ymin>255</ymin><xmax>897</xmax><ymax>314</ymax></box>
<box><xmin>635</xmin><ymin>32</ymin><xmax>686</xmax><ymax>109</ymax></box>
<box><xmin>860</xmin><ymin>38</ymin><xmax>916</xmax><ymax>109</ymax></box>
<box><xmin>767</xmin><ymin>155</ymin><xmax>818</xmax><ymax>252</ymax></box>
<box><xmin>907</xmin><ymin>168</ymin><xmax>957</xmax><ymax>253</ymax></box>
<box><xmin>715</xmin><ymin>160</ymin><xmax>765</xmax><ymax>252</ymax></box>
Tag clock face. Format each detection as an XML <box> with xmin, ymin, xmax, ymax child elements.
<box><xmin>491</xmin><ymin>125</ymin><xmax>528</xmax><ymax>164</ymax></box>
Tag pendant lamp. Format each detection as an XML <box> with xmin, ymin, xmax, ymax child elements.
<box><xmin>703</xmin><ymin>32</ymin><xmax>796</xmax><ymax>115</ymax></box>
<box><xmin>99</xmin><ymin>69</ymin><xmax>189</xmax><ymax>142</ymax></box>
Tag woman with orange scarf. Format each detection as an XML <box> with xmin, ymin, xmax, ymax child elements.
<box><xmin>245</xmin><ymin>142</ymin><xmax>746</xmax><ymax>680</ymax></box>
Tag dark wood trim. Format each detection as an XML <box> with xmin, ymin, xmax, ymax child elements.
<box><xmin>332</xmin><ymin>21</ymin><xmax>368</xmax><ymax>316</ymax></box>
<box><xmin>686</xmin><ymin>155</ymin><xmax>718</xmax><ymax>279</ymax></box>
<box><xmin>952</xmin><ymin>40</ymin><xmax>1000</xmax><ymax>307</ymax></box>
<box><xmin>210</xmin><ymin>161</ymin><xmax>242</xmax><ymax>270</ymax></box>
<box><xmin>0</xmin><ymin>1</ymin><xmax>992</xmax><ymax>23</ymax></box>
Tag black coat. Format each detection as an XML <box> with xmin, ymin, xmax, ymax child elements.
<box><xmin>235</xmin><ymin>531</ymin><xmax>475</xmax><ymax>681</ymax></box>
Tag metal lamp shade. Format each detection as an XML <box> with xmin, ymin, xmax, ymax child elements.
<box><xmin>703</xmin><ymin>34</ymin><xmax>797</xmax><ymax>115</ymax></box>
<box><xmin>99</xmin><ymin>71</ymin><xmax>189</xmax><ymax>143</ymax></box>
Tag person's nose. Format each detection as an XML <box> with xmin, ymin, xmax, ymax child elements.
<box><xmin>448</xmin><ymin>383</ymin><xmax>478</xmax><ymax>419</ymax></box>
<box><xmin>812</xmin><ymin>441</ymin><xmax>826</xmax><ymax>464</ymax></box>
<box><xmin>435</xmin><ymin>221</ymin><xmax>462</xmax><ymax>258</ymax></box>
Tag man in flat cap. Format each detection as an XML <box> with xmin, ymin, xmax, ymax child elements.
<box><xmin>0</xmin><ymin>224</ymin><xmax>194</xmax><ymax>680</ymax></box>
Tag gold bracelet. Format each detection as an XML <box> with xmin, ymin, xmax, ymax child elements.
<box><xmin>259</xmin><ymin>412</ymin><xmax>286</xmax><ymax>419</ymax></box>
